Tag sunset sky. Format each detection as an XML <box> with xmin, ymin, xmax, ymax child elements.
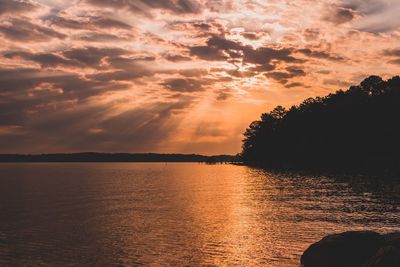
<box><xmin>1</xmin><ymin>0</ymin><xmax>400</xmax><ymax>154</ymax></box>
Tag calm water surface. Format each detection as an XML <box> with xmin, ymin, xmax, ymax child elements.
<box><xmin>0</xmin><ymin>163</ymin><xmax>399</xmax><ymax>266</ymax></box>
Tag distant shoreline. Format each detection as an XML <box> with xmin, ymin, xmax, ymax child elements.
<box><xmin>0</xmin><ymin>153</ymin><xmax>239</xmax><ymax>163</ymax></box>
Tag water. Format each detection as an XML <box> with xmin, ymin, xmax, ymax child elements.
<box><xmin>0</xmin><ymin>163</ymin><xmax>398</xmax><ymax>266</ymax></box>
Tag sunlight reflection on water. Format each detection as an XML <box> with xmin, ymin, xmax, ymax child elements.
<box><xmin>0</xmin><ymin>163</ymin><xmax>398</xmax><ymax>266</ymax></box>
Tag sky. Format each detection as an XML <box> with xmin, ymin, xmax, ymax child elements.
<box><xmin>0</xmin><ymin>0</ymin><xmax>400</xmax><ymax>155</ymax></box>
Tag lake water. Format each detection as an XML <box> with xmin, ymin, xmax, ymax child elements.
<box><xmin>0</xmin><ymin>163</ymin><xmax>398</xmax><ymax>266</ymax></box>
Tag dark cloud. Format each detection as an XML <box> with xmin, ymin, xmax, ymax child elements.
<box><xmin>4</xmin><ymin>51</ymin><xmax>79</xmax><ymax>68</ymax></box>
<box><xmin>86</xmin><ymin>0</ymin><xmax>201</xmax><ymax>15</ymax></box>
<box><xmin>0</xmin><ymin>0</ymin><xmax>38</xmax><ymax>15</ymax></box>
<box><xmin>49</xmin><ymin>16</ymin><xmax>132</xmax><ymax>30</ymax></box>
<box><xmin>0</xmin><ymin>18</ymin><xmax>66</xmax><ymax>42</ymax></box>
<box><xmin>0</xmin><ymin>66</ymin><xmax>133</xmax><ymax>143</ymax></box>
<box><xmin>161</xmin><ymin>78</ymin><xmax>207</xmax><ymax>92</ymax></box>
<box><xmin>221</xmin><ymin>68</ymin><xmax>255</xmax><ymax>78</ymax></box>
<box><xmin>106</xmin><ymin>56</ymin><xmax>155</xmax><ymax>70</ymax></box>
<box><xmin>383</xmin><ymin>49</ymin><xmax>400</xmax><ymax>65</ymax></box>
<box><xmin>88</xmin><ymin>69</ymin><xmax>153</xmax><ymax>82</ymax></box>
<box><xmin>78</xmin><ymin>32</ymin><xmax>133</xmax><ymax>42</ymax></box>
<box><xmin>241</xmin><ymin>32</ymin><xmax>264</xmax><ymax>40</ymax></box>
<box><xmin>383</xmin><ymin>49</ymin><xmax>400</xmax><ymax>57</ymax></box>
<box><xmin>165</xmin><ymin>54</ymin><xmax>191</xmax><ymax>62</ymax></box>
<box><xmin>190</xmin><ymin>45</ymin><xmax>227</xmax><ymax>61</ymax></box>
<box><xmin>0</xmin><ymin>98</ymin><xmax>193</xmax><ymax>153</ymax></box>
<box><xmin>193</xmin><ymin>22</ymin><xmax>212</xmax><ymax>30</ymax></box>
<box><xmin>206</xmin><ymin>35</ymin><xmax>243</xmax><ymax>51</ymax></box>
<box><xmin>167</xmin><ymin>20</ymin><xmax>225</xmax><ymax>36</ymax></box>
<box><xmin>340</xmin><ymin>0</ymin><xmax>400</xmax><ymax>33</ymax></box>
<box><xmin>265</xmin><ymin>67</ymin><xmax>306</xmax><ymax>84</ymax></box>
<box><xmin>249</xmin><ymin>64</ymin><xmax>275</xmax><ymax>73</ymax></box>
<box><xmin>323</xmin><ymin>78</ymin><xmax>354</xmax><ymax>87</ymax></box>
<box><xmin>62</xmin><ymin>47</ymin><xmax>129</xmax><ymax>66</ymax></box>
<box><xmin>89</xmin><ymin>100</ymin><xmax>193</xmax><ymax>150</ymax></box>
<box><xmin>4</xmin><ymin>47</ymin><xmax>132</xmax><ymax>69</ymax></box>
<box><xmin>89</xmin><ymin>17</ymin><xmax>132</xmax><ymax>29</ymax></box>
<box><xmin>243</xmin><ymin>46</ymin><xmax>297</xmax><ymax>65</ymax></box>
<box><xmin>189</xmin><ymin>35</ymin><xmax>300</xmax><ymax>73</ymax></box>
<box><xmin>324</xmin><ymin>7</ymin><xmax>355</xmax><ymax>24</ymax></box>
<box><xmin>297</xmin><ymin>48</ymin><xmax>345</xmax><ymax>61</ymax></box>
<box><xmin>216</xmin><ymin>89</ymin><xmax>233</xmax><ymax>101</ymax></box>
<box><xmin>341</xmin><ymin>0</ymin><xmax>387</xmax><ymax>15</ymax></box>
<box><xmin>388</xmin><ymin>59</ymin><xmax>400</xmax><ymax>65</ymax></box>
<box><xmin>0</xmin><ymin>68</ymin><xmax>62</xmax><ymax>93</ymax></box>
<box><xmin>178</xmin><ymin>68</ymin><xmax>208</xmax><ymax>77</ymax></box>
<box><xmin>0</xmin><ymin>67</ymin><xmax>127</xmax><ymax>101</ymax></box>
<box><xmin>285</xmin><ymin>82</ymin><xmax>304</xmax><ymax>88</ymax></box>
<box><xmin>86</xmin><ymin>55</ymin><xmax>157</xmax><ymax>81</ymax></box>
<box><xmin>206</xmin><ymin>0</ymin><xmax>234</xmax><ymax>13</ymax></box>
<box><xmin>303</xmin><ymin>28</ymin><xmax>320</xmax><ymax>42</ymax></box>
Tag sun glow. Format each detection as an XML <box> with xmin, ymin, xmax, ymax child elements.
<box><xmin>0</xmin><ymin>0</ymin><xmax>399</xmax><ymax>154</ymax></box>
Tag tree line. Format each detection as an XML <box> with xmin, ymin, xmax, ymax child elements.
<box><xmin>241</xmin><ymin>75</ymin><xmax>400</xmax><ymax>173</ymax></box>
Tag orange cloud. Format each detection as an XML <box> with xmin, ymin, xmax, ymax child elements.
<box><xmin>0</xmin><ymin>0</ymin><xmax>399</xmax><ymax>154</ymax></box>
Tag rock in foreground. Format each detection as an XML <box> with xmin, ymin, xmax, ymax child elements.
<box><xmin>301</xmin><ymin>231</ymin><xmax>400</xmax><ymax>267</ymax></box>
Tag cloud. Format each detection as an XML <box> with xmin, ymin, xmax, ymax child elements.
<box><xmin>0</xmin><ymin>0</ymin><xmax>38</xmax><ymax>15</ymax></box>
<box><xmin>216</xmin><ymin>88</ymin><xmax>233</xmax><ymax>101</ymax></box>
<box><xmin>62</xmin><ymin>47</ymin><xmax>130</xmax><ymax>66</ymax></box>
<box><xmin>388</xmin><ymin>59</ymin><xmax>400</xmax><ymax>65</ymax></box>
<box><xmin>86</xmin><ymin>0</ymin><xmax>201</xmax><ymax>15</ymax></box>
<box><xmin>78</xmin><ymin>32</ymin><xmax>134</xmax><ymax>42</ymax></box>
<box><xmin>86</xmin><ymin>100</ymin><xmax>193</xmax><ymax>151</ymax></box>
<box><xmin>341</xmin><ymin>0</ymin><xmax>387</xmax><ymax>15</ymax></box>
<box><xmin>324</xmin><ymin>6</ymin><xmax>355</xmax><ymax>25</ymax></box>
<box><xmin>4</xmin><ymin>47</ymin><xmax>133</xmax><ymax>69</ymax></box>
<box><xmin>297</xmin><ymin>48</ymin><xmax>345</xmax><ymax>61</ymax></box>
<box><xmin>241</xmin><ymin>32</ymin><xmax>265</xmax><ymax>40</ymax></box>
<box><xmin>383</xmin><ymin>48</ymin><xmax>400</xmax><ymax>65</ymax></box>
<box><xmin>178</xmin><ymin>68</ymin><xmax>208</xmax><ymax>77</ymax></box>
<box><xmin>265</xmin><ymin>66</ymin><xmax>306</xmax><ymax>84</ymax></box>
<box><xmin>84</xmin><ymin>56</ymin><xmax>158</xmax><ymax>82</ymax></box>
<box><xmin>0</xmin><ymin>66</ymin><xmax>133</xmax><ymax>145</ymax></box>
<box><xmin>189</xmin><ymin>35</ymin><xmax>299</xmax><ymax>72</ymax></box>
<box><xmin>0</xmin><ymin>67</ymin><xmax>126</xmax><ymax>100</ymax></box>
<box><xmin>167</xmin><ymin>20</ymin><xmax>225</xmax><ymax>36</ymax></box>
<box><xmin>0</xmin><ymin>98</ymin><xmax>193</xmax><ymax>153</ymax></box>
<box><xmin>0</xmin><ymin>0</ymin><xmax>400</xmax><ymax>154</ymax></box>
<box><xmin>303</xmin><ymin>28</ymin><xmax>320</xmax><ymax>41</ymax></box>
<box><xmin>49</xmin><ymin>16</ymin><xmax>132</xmax><ymax>30</ymax></box>
<box><xmin>242</xmin><ymin>46</ymin><xmax>297</xmax><ymax>65</ymax></box>
<box><xmin>323</xmin><ymin>78</ymin><xmax>354</xmax><ymax>87</ymax></box>
<box><xmin>0</xmin><ymin>19</ymin><xmax>66</xmax><ymax>42</ymax></box>
<box><xmin>161</xmin><ymin>78</ymin><xmax>208</xmax><ymax>92</ymax></box>
<box><xmin>164</xmin><ymin>54</ymin><xmax>191</xmax><ymax>62</ymax></box>
<box><xmin>341</xmin><ymin>0</ymin><xmax>400</xmax><ymax>32</ymax></box>
<box><xmin>88</xmin><ymin>69</ymin><xmax>153</xmax><ymax>82</ymax></box>
<box><xmin>285</xmin><ymin>82</ymin><xmax>304</xmax><ymax>88</ymax></box>
<box><xmin>383</xmin><ymin>49</ymin><xmax>400</xmax><ymax>57</ymax></box>
<box><xmin>190</xmin><ymin>45</ymin><xmax>227</xmax><ymax>61</ymax></box>
<box><xmin>4</xmin><ymin>51</ymin><xmax>79</xmax><ymax>68</ymax></box>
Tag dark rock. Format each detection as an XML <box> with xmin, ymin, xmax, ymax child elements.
<box><xmin>363</xmin><ymin>246</ymin><xmax>400</xmax><ymax>267</ymax></box>
<box><xmin>301</xmin><ymin>231</ymin><xmax>384</xmax><ymax>267</ymax></box>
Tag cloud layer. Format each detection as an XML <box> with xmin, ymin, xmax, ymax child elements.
<box><xmin>0</xmin><ymin>0</ymin><xmax>399</xmax><ymax>154</ymax></box>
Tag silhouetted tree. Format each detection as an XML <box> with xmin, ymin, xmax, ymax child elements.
<box><xmin>241</xmin><ymin>75</ymin><xmax>400</xmax><ymax>173</ymax></box>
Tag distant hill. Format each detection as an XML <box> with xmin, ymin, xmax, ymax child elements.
<box><xmin>0</xmin><ymin>153</ymin><xmax>238</xmax><ymax>163</ymax></box>
<box><xmin>241</xmin><ymin>75</ymin><xmax>400</xmax><ymax>173</ymax></box>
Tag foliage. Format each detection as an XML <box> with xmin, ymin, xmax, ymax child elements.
<box><xmin>241</xmin><ymin>76</ymin><xmax>400</xmax><ymax>172</ymax></box>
